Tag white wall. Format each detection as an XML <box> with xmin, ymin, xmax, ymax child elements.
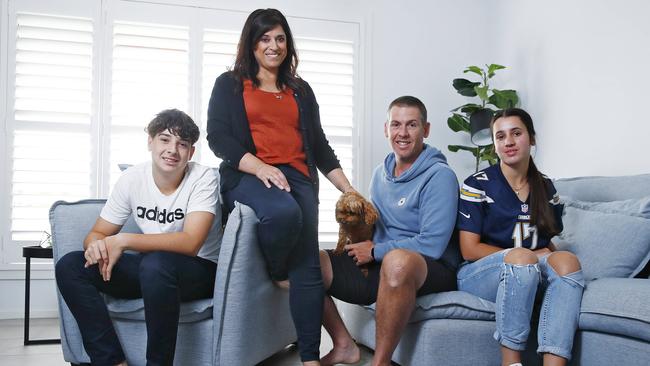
<box><xmin>366</xmin><ymin>0</ymin><xmax>494</xmax><ymax>181</ymax></box>
<box><xmin>492</xmin><ymin>0</ymin><xmax>650</xmax><ymax>178</ymax></box>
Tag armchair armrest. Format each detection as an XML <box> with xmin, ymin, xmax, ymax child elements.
<box><xmin>50</xmin><ymin>199</ymin><xmax>107</xmax><ymax>263</ymax></box>
<box><xmin>49</xmin><ymin>199</ymin><xmax>142</xmax><ymax>364</ymax></box>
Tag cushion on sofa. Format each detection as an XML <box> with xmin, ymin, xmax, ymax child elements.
<box><xmin>554</xmin><ymin>205</ymin><xmax>650</xmax><ymax>280</ymax></box>
<box><xmin>106</xmin><ymin>297</ymin><xmax>213</xmax><ymax>323</ymax></box>
<box><xmin>578</xmin><ymin>278</ymin><xmax>650</xmax><ymax>342</ymax></box>
<box><xmin>365</xmin><ymin>290</ymin><xmax>495</xmax><ymax>323</ymax></box>
<box><xmin>561</xmin><ymin>196</ymin><xmax>650</xmax><ymax>219</ymax></box>
<box><xmin>554</xmin><ymin>174</ymin><xmax>650</xmax><ymax>202</ymax></box>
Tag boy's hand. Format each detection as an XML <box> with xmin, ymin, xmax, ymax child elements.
<box><xmin>84</xmin><ymin>239</ymin><xmax>108</xmax><ymax>269</ymax></box>
<box><xmin>102</xmin><ymin>234</ymin><xmax>127</xmax><ymax>282</ymax></box>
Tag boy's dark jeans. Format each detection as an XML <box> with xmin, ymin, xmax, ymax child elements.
<box><xmin>56</xmin><ymin>250</ymin><xmax>216</xmax><ymax>366</ymax></box>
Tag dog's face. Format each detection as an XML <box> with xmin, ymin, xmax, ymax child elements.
<box><xmin>335</xmin><ymin>191</ymin><xmax>378</xmax><ymax>226</ymax></box>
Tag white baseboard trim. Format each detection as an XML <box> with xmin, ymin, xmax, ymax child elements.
<box><xmin>0</xmin><ymin>309</ymin><xmax>59</xmax><ymax>320</ymax></box>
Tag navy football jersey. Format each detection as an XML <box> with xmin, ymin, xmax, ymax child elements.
<box><xmin>457</xmin><ymin>164</ymin><xmax>563</xmax><ymax>250</ymax></box>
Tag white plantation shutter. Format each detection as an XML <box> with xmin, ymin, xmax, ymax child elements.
<box><xmin>297</xmin><ymin>37</ymin><xmax>355</xmax><ymax>247</ymax></box>
<box><xmin>199</xmin><ymin>29</ymin><xmax>238</xmax><ymax>168</ymax></box>
<box><xmin>108</xmin><ymin>20</ymin><xmax>190</xmax><ymax>188</ymax></box>
<box><xmin>10</xmin><ymin>12</ymin><xmax>94</xmax><ymax>242</ymax></box>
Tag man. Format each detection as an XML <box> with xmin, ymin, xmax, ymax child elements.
<box><xmin>55</xmin><ymin>109</ymin><xmax>222</xmax><ymax>366</ymax></box>
<box><xmin>319</xmin><ymin>96</ymin><xmax>459</xmax><ymax>366</ymax></box>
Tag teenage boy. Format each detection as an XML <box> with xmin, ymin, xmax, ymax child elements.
<box><xmin>56</xmin><ymin>109</ymin><xmax>222</xmax><ymax>366</ymax></box>
<box><xmin>319</xmin><ymin>96</ymin><xmax>459</xmax><ymax>366</ymax></box>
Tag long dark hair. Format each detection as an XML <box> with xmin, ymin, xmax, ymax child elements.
<box><xmin>233</xmin><ymin>8</ymin><xmax>302</xmax><ymax>92</ymax></box>
<box><xmin>492</xmin><ymin>108</ymin><xmax>560</xmax><ymax>237</ymax></box>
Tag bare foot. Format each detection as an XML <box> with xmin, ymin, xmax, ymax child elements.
<box><xmin>274</xmin><ymin>279</ymin><xmax>290</xmax><ymax>290</ymax></box>
<box><xmin>321</xmin><ymin>340</ymin><xmax>360</xmax><ymax>365</ymax></box>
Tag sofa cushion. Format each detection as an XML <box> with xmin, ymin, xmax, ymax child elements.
<box><xmin>106</xmin><ymin>296</ymin><xmax>213</xmax><ymax>323</ymax></box>
<box><xmin>554</xmin><ymin>174</ymin><xmax>650</xmax><ymax>202</ymax></box>
<box><xmin>554</xmin><ymin>205</ymin><xmax>650</xmax><ymax>280</ymax></box>
<box><xmin>562</xmin><ymin>196</ymin><xmax>650</xmax><ymax>219</ymax></box>
<box><xmin>365</xmin><ymin>291</ymin><xmax>495</xmax><ymax>323</ymax></box>
<box><xmin>579</xmin><ymin>278</ymin><xmax>650</xmax><ymax>342</ymax></box>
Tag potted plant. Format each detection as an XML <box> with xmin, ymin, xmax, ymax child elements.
<box><xmin>447</xmin><ymin>64</ymin><xmax>519</xmax><ymax>172</ymax></box>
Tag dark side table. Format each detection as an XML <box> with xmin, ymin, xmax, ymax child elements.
<box><xmin>22</xmin><ymin>245</ymin><xmax>61</xmax><ymax>345</ymax></box>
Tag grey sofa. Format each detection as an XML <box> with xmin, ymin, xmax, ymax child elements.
<box><xmin>339</xmin><ymin>173</ymin><xmax>650</xmax><ymax>365</ymax></box>
<box><xmin>51</xmin><ymin>200</ymin><xmax>296</xmax><ymax>366</ymax></box>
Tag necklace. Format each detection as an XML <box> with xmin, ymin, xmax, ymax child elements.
<box><xmin>511</xmin><ymin>180</ymin><xmax>528</xmax><ymax>196</ymax></box>
<box><xmin>273</xmin><ymin>93</ymin><xmax>283</xmax><ymax>100</ymax></box>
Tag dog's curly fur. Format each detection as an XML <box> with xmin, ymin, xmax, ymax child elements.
<box><xmin>334</xmin><ymin>191</ymin><xmax>379</xmax><ymax>255</ymax></box>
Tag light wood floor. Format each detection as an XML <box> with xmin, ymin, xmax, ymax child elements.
<box><xmin>0</xmin><ymin>318</ymin><xmax>374</xmax><ymax>365</ymax></box>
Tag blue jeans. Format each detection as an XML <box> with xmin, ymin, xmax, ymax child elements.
<box><xmin>457</xmin><ymin>250</ymin><xmax>584</xmax><ymax>360</ymax></box>
<box><xmin>222</xmin><ymin>165</ymin><xmax>323</xmax><ymax>362</ymax></box>
<box><xmin>56</xmin><ymin>251</ymin><xmax>216</xmax><ymax>366</ymax></box>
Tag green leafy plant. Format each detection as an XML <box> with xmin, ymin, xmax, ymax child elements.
<box><xmin>447</xmin><ymin>64</ymin><xmax>519</xmax><ymax>172</ymax></box>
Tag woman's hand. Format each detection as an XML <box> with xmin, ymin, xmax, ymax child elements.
<box><xmin>326</xmin><ymin>168</ymin><xmax>355</xmax><ymax>193</ymax></box>
<box><xmin>256</xmin><ymin>164</ymin><xmax>291</xmax><ymax>192</ymax></box>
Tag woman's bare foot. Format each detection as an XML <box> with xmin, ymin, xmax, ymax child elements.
<box><xmin>321</xmin><ymin>339</ymin><xmax>360</xmax><ymax>366</ymax></box>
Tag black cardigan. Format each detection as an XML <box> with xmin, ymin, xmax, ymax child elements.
<box><xmin>206</xmin><ymin>71</ymin><xmax>341</xmax><ymax>194</ymax></box>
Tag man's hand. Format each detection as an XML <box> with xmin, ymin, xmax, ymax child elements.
<box><xmin>344</xmin><ymin>240</ymin><xmax>374</xmax><ymax>266</ymax></box>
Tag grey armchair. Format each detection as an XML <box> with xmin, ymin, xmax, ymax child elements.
<box><xmin>51</xmin><ymin>200</ymin><xmax>297</xmax><ymax>365</ymax></box>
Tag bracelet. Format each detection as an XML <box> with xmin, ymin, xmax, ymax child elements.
<box><xmin>371</xmin><ymin>247</ymin><xmax>375</xmax><ymax>260</ymax></box>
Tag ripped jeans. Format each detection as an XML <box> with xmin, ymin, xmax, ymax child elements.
<box><xmin>457</xmin><ymin>249</ymin><xmax>584</xmax><ymax>360</ymax></box>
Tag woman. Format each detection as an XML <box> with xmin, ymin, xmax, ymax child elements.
<box><xmin>206</xmin><ymin>8</ymin><xmax>353</xmax><ymax>365</ymax></box>
<box><xmin>456</xmin><ymin>108</ymin><xmax>584</xmax><ymax>366</ymax></box>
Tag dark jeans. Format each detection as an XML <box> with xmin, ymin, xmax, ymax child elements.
<box><xmin>222</xmin><ymin>165</ymin><xmax>323</xmax><ymax>362</ymax></box>
<box><xmin>55</xmin><ymin>250</ymin><xmax>216</xmax><ymax>366</ymax></box>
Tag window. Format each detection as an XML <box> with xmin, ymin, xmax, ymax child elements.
<box><xmin>108</xmin><ymin>20</ymin><xmax>190</xmax><ymax>188</ymax></box>
<box><xmin>2</xmin><ymin>0</ymin><xmax>360</xmax><ymax>269</ymax></box>
<box><xmin>9</xmin><ymin>12</ymin><xmax>94</xmax><ymax>261</ymax></box>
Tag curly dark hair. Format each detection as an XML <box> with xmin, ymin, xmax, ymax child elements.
<box><xmin>145</xmin><ymin>109</ymin><xmax>199</xmax><ymax>145</ymax></box>
<box><xmin>232</xmin><ymin>8</ymin><xmax>303</xmax><ymax>93</ymax></box>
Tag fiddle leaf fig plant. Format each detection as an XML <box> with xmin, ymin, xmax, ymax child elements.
<box><xmin>447</xmin><ymin>64</ymin><xmax>519</xmax><ymax>172</ymax></box>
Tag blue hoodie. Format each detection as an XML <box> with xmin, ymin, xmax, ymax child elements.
<box><xmin>370</xmin><ymin>144</ymin><xmax>459</xmax><ymax>261</ymax></box>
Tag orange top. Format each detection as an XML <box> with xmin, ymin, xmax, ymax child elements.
<box><xmin>243</xmin><ymin>79</ymin><xmax>309</xmax><ymax>178</ymax></box>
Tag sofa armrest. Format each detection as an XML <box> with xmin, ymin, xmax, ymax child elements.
<box><xmin>212</xmin><ymin>202</ymin><xmax>297</xmax><ymax>365</ymax></box>
<box><xmin>50</xmin><ymin>199</ymin><xmax>107</xmax><ymax>263</ymax></box>
<box><xmin>49</xmin><ymin>199</ymin><xmax>142</xmax><ymax>364</ymax></box>
<box><xmin>49</xmin><ymin>199</ymin><xmax>108</xmax><ymax>363</ymax></box>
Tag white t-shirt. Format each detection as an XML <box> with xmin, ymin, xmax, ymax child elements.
<box><xmin>101</xmin><ymin>161</ymin><xmax>222</xmax><ymax>263</ymax></box>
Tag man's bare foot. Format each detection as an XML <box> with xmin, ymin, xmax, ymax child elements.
<box><xmin>273</xmin><ymin>279</ymin><xmax>290</xmax><ymax>290</ymax></box>
<box><xmin>321</xmin><ymin>340</ymin><xmax>360</xmax><ymax>366</ymax></box>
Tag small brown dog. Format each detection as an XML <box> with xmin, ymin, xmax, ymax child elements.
<box><xmin>334</xmin><ymin>191</ymin><xmax>379</xmax><ymax>255</ymax></box>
